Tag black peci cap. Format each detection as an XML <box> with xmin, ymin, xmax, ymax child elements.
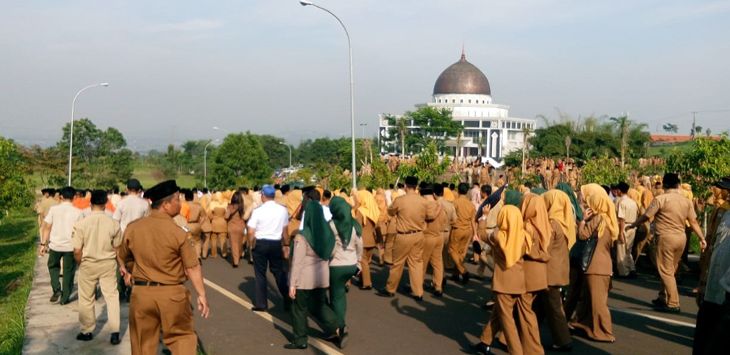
<box><xmin>144</xmin><ymin>180</ymin><xmax>179</xmax><ymax>203</ymax></box>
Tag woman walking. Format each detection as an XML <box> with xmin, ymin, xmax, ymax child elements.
<box><xmin>226</xmin><ymin>191</ymin><xmax>246</xmax><ymax>267</ymax></box>
<box><xmin>569</xmin><ymin>186</ymin><xmax>618</xmax><ymax>343</ymax></box>
<box><xmin>287</xmin><ymin>200</ymin><xmax>345</xmax><ymax>350</ymax></box>
<box><xmin>329</xmin><ymin>196</ymin><xmax>363</xmax><ymax>336</ymax></box>
<box><xmin>354</xmin><ymin>190</ymin><xmax>378</xmax><ymax>289</ymax></box>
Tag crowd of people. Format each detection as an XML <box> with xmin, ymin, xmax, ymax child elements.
<box><xmin>32</xmin><ymin>160</ymin><xmax>730</xmax><ymax>354</ymax></box>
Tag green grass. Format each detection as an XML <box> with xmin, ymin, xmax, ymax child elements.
<box><xmin>647</xmin><ymin>141</ymin><xmax>693</xmax><ymax>157</ymax></box>
<box><xmin>132</xmin><ymin>163</ymin><xmax>198</xmax><ymax>189</ymax></box>
<box><xmin>0</xmin><ymin>209</ymin><xmax>38</xmax><ymax>355</ymax></box>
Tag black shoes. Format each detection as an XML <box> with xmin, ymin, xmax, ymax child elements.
<box><xmin>336</xmin><ymin>327</ymin><xmax>349</xmax><ymax>349</ymax></box>
<box><xmin>50</xmin><ymin>291</ymin><xmax>61</xmax><ymax>303</ymax></box>
<box><xmin>252</xmin><ymin>307</ymin><xmax>267</xmax><ymax>312</ymax></box>
<box><xmin>375</xmin><ymin>289</ymin><xmax>395</xmax><ymax>298</ymax></box>
<box><xmin>551</xmin><ymin>343</ymin><xmax>573</xmax><ymax>352</ymax></box>
<box><xmin>654</xmin><ymin>305</ymin><xmax>681</xmax><ymax>313</ymax></box>
<box><xmin>76</xmin><ymin>332</ymin><xmax>93</xmax><ymax>341</ymax></box>
<box><xmin>433</xmin><ymin>290</ymin><xmax>443</xmax><ymax>298</ymax></box>
<box><xmin>461</xmin><ymin>272</ymin><xmax>471</xmax><ymax>285</ymax></box>
<box><xmin>413</xmin><ymin>295</ymin><xmax>424</xmax><ymax>302</ymax></box>
<box><xmin>110</xmin><ymin>332</ymin><xmax>121</xmax><ymax>345</ymax></box>
<box><xmin>359</xmin><ymin>285</ymin><xmax>373</xmax><ymax>291</ymax></box>
<box><xmin>651</xmin><ymin>298</ymin><xmax>666</xmax><ymax>307</ymax></box>
<box><xmin>284</xmin><ymin>343</ymin><xmax>308</xmax><ymax>350</ymax></box>
<box><xmin>472</xmin><ymin>342</ymin><xmax>494</xmax><ymax>355</ymax></box>
<box><xmin>59</xmin><ymin>298</ymin><xmax>71</xmax><ymax>305</ymax></box>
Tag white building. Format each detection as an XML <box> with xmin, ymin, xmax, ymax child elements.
<box><xmin>378</xmin><ymin>52</ymin><xmax>536</xmax><ymax>161</ymax></box>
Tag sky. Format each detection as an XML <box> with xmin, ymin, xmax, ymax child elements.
<box><xmin>1</xmin><ymin>0</ymin><xmax>729</xmax><ymax>151</ymax></box>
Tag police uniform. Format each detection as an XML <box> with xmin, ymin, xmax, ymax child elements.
<box><xmin>72</xmin><ymin>190</ymin><xmax>123</xmax><ymax>343</ymax></box>
<box><xmin>117</xmin><ymin>181</ymin><xmax>201</xmax><ymax>355</ymax></box>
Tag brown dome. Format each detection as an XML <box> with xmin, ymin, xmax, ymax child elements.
<box><xmin>433</xmin><ymin>53</ymin><xmax>491</xmax><ymax>96</ymax></box>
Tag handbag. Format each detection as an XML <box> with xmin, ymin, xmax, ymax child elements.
<box><xmin>569</xmin><ymin>229</ymin><xmax>598</xmax><ymax>272</ymax></box>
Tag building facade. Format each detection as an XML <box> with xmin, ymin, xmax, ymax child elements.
<box><xmin>378</xmin><ymin>52</ymin><xmax>536</xmax><ymax>161</ymax></box>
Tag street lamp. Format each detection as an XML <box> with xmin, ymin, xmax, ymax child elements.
<box><xmin>300</xmin><ymin>0</ymin><xmax>357</xmax><ymax>191</ymax></box>
<box><xmin>280</xmin><ymin>141</ymin><xmax>292</xmax><ymax>169</ymax></box>
<box><xmin>203</xmin><ymin>139</ymin><xmax>220</xmax><ymax>189</ymax></box>
<box><xmin>67</xmin><ymin>82</ymin><xmax>109</xmax><ymax>186</ymax></box>
<box><xmin>359</xmin><ymin>122</ymin><xmax>367</xmax><ymax>139</ymax></box>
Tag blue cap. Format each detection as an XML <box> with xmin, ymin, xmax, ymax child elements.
<box><xmin>262</xmin><ymin>184</ymin><xmax>276</xmax><ymax>198</ymax></box>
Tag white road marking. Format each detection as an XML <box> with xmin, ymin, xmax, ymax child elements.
<box><xmin>204</xmin><ymin>278</ymin><xmax>345</xmax><ymax>355</ymax></box>
<box><xmin>609</xmin><ymin>307</ymin><xmax>696</xmax><ymax>328</ymax></box>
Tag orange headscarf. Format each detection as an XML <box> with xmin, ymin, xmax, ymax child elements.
<box><xmin>284</xmin><ymin>189</ymin><xmax>303</xmax><ymax>217</ymax></box>
<box><xmin>627</xmin><ymin>188</ymin><xmax>642</xmax><ymax>206</ymax></box>
<box><xmin>356</xmin><ymin>190</ymin><xmax>380</xmax><ymax>225</ymax></box>
<box><xmin>586</xmin><ymin>193</ymin><xmax>619</xmax><ymax>241</ymax></box>
<box><xmin>543</xmin><ymin>190</ymin><xmax>577</xmax><ymax>249</ymax></box>
<box><xmin>443</xmin><ymin>187</ymin><xmax>455</xmax><ymax>202</ymax></box>
<box><xmin>496</xmin><ymin>205</ymin><xmax>531</xmax><ymax>269</ymax></box>
<box><xmin>521</xmin><ymin>193</ymin><xmax>552</xmax><ymax>253</ymax></box>
<box><xmin>374</xmin><ymin>188</ymin><xmax>389</xmax><ymax>223</ymax></box>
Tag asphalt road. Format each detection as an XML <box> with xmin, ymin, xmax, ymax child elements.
<box><xmin>191</xmin><ymin>255</ymin><xmax>698</xmax><ymax>355</ymax></box>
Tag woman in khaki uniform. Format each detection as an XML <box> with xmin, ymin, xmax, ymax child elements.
<box><xmin>475</xmin><ymin>205</ymin><xmax>532</xmax><ymax>355</ymax></box>
<box><xmin>206</xmin><ymin>192</ymin><xmax>228</xmax><ymax>258</ymax></box>
<box><xmin>287</xmin><ymin>200</ymin><xmax>344</xmax><ymax>350</ymax></box>
<box><xmin>520</xmin><ymin>193</ymin><xmax>550</xmax><ymax>355</ymax></box>
<box><xmin>569</xmin><ymin>190</ymin><xmax>618</xmax><ymax>343</ymax></box>
<box><xmin>374</xmin><ymin>188</ymin><xmax>389</xmax><ymax>266</ymax></box>
<box><xmin>354</xmin><ymin>190</ymin><xmax>380</xmax><ymax>290</ymax></box>
<box><xmin>541</xmin><ymin>190</ymin><xmax>576</xmax><ymax>350</ymax></box>
<box><xmin>226</xmin><ymin>192</ymin><xmax>246</xmax><ymax>267</ymax></box>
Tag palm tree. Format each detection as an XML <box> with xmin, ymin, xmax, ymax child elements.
<box><xmin>521</xmin><ymin>125</ymin><xmax>532</xmax><ymax>173</ymax></box>
<box><xmin>397</xmin><ymin>117</ymin><xmax>407</xmax><ymax>155</ymax></box>
<box><xmin>609</xmin><ymin>115</ymin><xmax>630</xmax><ymax>169</ymax></box>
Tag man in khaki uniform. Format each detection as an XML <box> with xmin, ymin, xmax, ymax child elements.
<box><xmin>629</xmin><ymin>173</ymin><xmax>706</xmax><ymax>312</ymax></box>
<box><xmin>613</xmin><ymin>182</ymin><xmax>639</xmax><ymax>278</ymax></box>
<box><xmin>377</xmin><ymin>176</ymin><xmax>436</xmax><ymax>301</ymax></box>
<box><xmin>420</xmin><ymin>184</ymin><xmax>446</xmax><ymax>296</ymax></box>
<box><xmin>436</xmin><ymin>184</ymin><xmax>457</xmax><ymax>272</ymax></box>
<box><xmin>184</xmin><ymin>189</ymin><xmax>206</xmax><ymax>258</ymax></box>
<box><xmin>117</xmin><ymin>180</ymin><xmax>210</xmax><ymax>355</ymax></box>
<box><xmin>450</xmin><ymin>183</ymin><xmax>477</xmax><ymax>284</ymax></box>
<box><xmin>72</xmin><ymin>190</ymin><xmax>123</xmax><ymax>344</ymax></box>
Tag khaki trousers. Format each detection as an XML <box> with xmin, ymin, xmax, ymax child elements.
<box><xmin>130</xmin><ymin>285</ymin><xmax>196</xmax><ymax>355</ymax></box>
<box><xmin>360</xmin><ymin>247</ymin><xmax>377</xmax><ymax>288</ymax></box>
<box><xmin>616</xmin><ymin>228</ymin><xmax>637</xmax><ymax>276</ymax></box>
<box><xmin>539</xmin><ymin>286</ymin><xmax>572</xmax><ymax>347</ymax></box>
<box><xmin>493</xmin><ymin>293</ymin><xmax>524</xmax><ymax>355</ymax></box>
<box><xmin>383</xmin><ymin>233</ymin><xmax>396</xmax><ymax>265</ymax></box>
<box><xmin>449</xmin><ymin>228</ymin><xmax>471</xmax><ymax>275</ymax></box>
<box><xmin>229</xmin><ymin>230</ymin><xmax>243</xmax><ymax>266</ymax></box>
<box><xmin>657</xmin><ymin>234</ymin><xmax>686</xmax><ymax>308</ymax></box>
<box><xmin>570</xmin><ymin>274</ymin><xmax>614</xmax><ymax>342</ymax></box>
<box><xmin>517</xmin><ymin>292</ymin><xmax>544</xmax><ymax>355</ymax></box>
<box><xmin>385</xmin><ymin>233</ymin><xmax>424</xmax><ymax>296</ymax></box>
<box><xmin>422</xmin><ymin>235</ymin><xmax>444</xmax><ymax>291</ymax></box>
<box><xmin>77</xmin><ymin>259</ymin><xmax>120</xmax><ymax>333</ymax></box>
<box><xmin>204</xmin><ymin>232</ymin><xmax>228</xmax><ymax>258</ymax></box>
<box><xmin>442</xmin><ymin>230</ymin><xmax>454</xmax><ymax>270</ymax></box>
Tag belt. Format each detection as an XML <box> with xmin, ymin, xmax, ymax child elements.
<box><xmin>133</xmin><ymin>280</ymin><xmax>183</xmax><ymax>286</ymax></box>
<box><xmin>397</xmin><ymin>230</ymin><xmax>422</xmax><ymax>235</ymax></box>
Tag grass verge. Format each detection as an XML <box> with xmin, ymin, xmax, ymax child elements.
<box><xmin>0</xmin><ymin>209</ymin><xmax>38</xmax><ymax>354</ymax></box>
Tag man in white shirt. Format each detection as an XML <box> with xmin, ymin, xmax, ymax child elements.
<box><xmin>40</xmin><ymin>186</ymin><xmax>83</xmax><ymax>304</ymax></box>
<box><xmin>247</xmin><ymin>185</ymin><xmax>290</xmax><ymax>311</ymax></box>
<box><xmin>112</xmin><ymin>179</ymin><xmax>150</xmax><ymax>233</ymax></box>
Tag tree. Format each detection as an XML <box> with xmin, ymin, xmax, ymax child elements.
<box><xmin>666</xmin><ymin>136</ymin><xmax>730</xmax><ymax>198</ymax></box>
<box><xmin>209</xmin><ymin>132</ymin><xmax>271</xmax><ymax>188</ymax></box>
<box><xmin>662</xmin><ymin>123</ymin><xmax>679</xmax><ymax>134</ymax></box>
<box><xmin>581</xmin><ymin>156</ymin><xmax>627</xmax><ymax>186</ymax></box>
<box><xmin>384</xmin><ymin>107</ymin><xmax>463</xmax><ymax>155</ymax></box>
<box><xmin>695</xmin><ymin>126</ymin><xmax>704</xmax><ymax>136</ymax></box>
<box><xmin>55</xmin><ymin>118</ymin><xmax>133</xmax><ymax>188</ymax></box>
<box><xmin>253</xmin><ymin>134</ymin><xmax>291</xmax><ymax>169</ymax></box>
<box><xmin>396</xmin><ymin>141</ymin><xmax>451</xmax><ymax>183</ymax></box>
<box><xmin>0</xmin><ymin>137</ymin><xmax>34</xmax><ymax>218</ymax></box>
<box><xmin>160</xmin><ymin>144</ymin><xmax>181</xmax><ymax>179</ymax></box>
<box><xmin>21</xmin><ymin>145</ymin><xmax>66</xmax><ymax>187</ymax></box>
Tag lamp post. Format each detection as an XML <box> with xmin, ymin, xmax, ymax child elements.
<box><xmin>359</xmin><ymin>122</ymin><xmax>367</xmax><ymax>139</ymax></box>
<box><xmin>67</xmin><ymin>82</ymin><xmax>109</xmax><ymax>186</ymax></box>
<box><xmin>299</xmin><ymin>0</ymin><xmax>357</xmax><ymax>191</ymax></box>
<box><xmin>204</xmin><ymin>139</ymin><xmax>220</xmax><ymax>189</ymax></box>
<box><xmin>280</xmin><ymin>141</ymin><xmax>292</xmax><ymax>169</ymax></box>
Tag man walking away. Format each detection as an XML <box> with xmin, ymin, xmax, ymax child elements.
<box><xmin>40</xmin><ymin>186</ymin><xmax>82</xmax><ymax>304</ymax></box>
<box><xmin>72</xmin><ymin>190</ymin><xmax>123</xmax><ymax>344</ymax></box>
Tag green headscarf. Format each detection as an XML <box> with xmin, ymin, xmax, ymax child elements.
<box><xmin>329</xmin><ymin>196</ymin><xmax>362</xmax><ymax>247</ymax></box>
<box><xmin>530</xmin><ymin>187</ymin><xmax>547</xmax><ymax>195</ymax></box>
<box><xmin>556</xmin><ymin>182</ymin><xmax>583</xmax><ymax>221</ymax></box>
<box><xmin>300</xmin><ymin>200</ymin><xmax>335</xmax><ymax>260</ymax></box>
<box><xmin>504</xmin><ymin>190</ymin><xmax>523</xmax><ymax>207</ymax></box>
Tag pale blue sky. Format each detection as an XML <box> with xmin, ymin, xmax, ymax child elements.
<box><xmin>1</xmin><ymin>0</ymin><xmax>729</xmax><ymax>150</ymax></box>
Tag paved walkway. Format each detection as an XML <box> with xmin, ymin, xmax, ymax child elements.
<box><xmin>23</xmin><ymin>254</ymin><xmax>131</xmax><ymax>354</ymax></box>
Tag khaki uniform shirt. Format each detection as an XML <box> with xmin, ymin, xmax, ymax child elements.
<box><xmin>645</xmin><ymin>189</ymin><xmax>697</xmax><ymax>239</ymax></box>
<box><xmin>546</xmin><ymin>219</ymin><xmax>569</xmax><ymax>286</ymax></box>
<box><xmin>438</xmin><ymin>197</ymin><xmax>457</xmax><ymax>234</ymax></box>
<box><xmin>72</xmin><ymin>211</ymin><xmax>122</xmax><ymax>263</ymax></box>
<box><xmin>37</xmin><ymin>196</ymin><xmax>58</xmax><ymax>221</ymax></box>
<box><xmin>387</xmin><ymin>191</ymin><xmax>436</xmax><ymax>234</ymax></box>
<box><xmin>453</xmin><ymin>196</ymin><xmax>476</xmax><ymax>232</ymax></box>
<box><xmin>424</xmin><ymin>199</ymin><xmax>446</xmax><ymax>238</ymax></box>
<box><xmin>118</xmin><ymin>210</ymin><xmax>199</xmax><ymax>284</ymax></box>
<box><xmin>578</xmin><ymin>215</ymin><xmax>613</xmax><ymax>276</ymax></box>
<box><xmin>616</xmin><ymin>195</ymin><xmax>639</xmax><ymax>224</ymax></box>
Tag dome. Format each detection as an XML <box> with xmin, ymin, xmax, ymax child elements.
<box><xmin>433</xmin><ymin>53</ymin><xmax>491</xmax><ymax>96</ymax></box>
